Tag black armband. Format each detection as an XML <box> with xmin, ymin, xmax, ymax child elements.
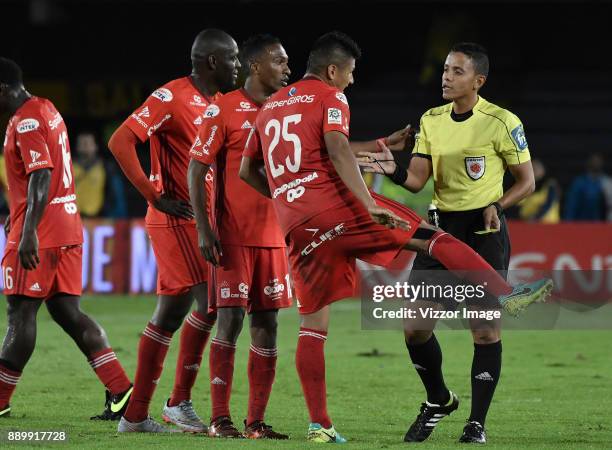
<box><xmin>489</xmin><ymin>201</ymin><xmax>504</xmax><ymax>217</ymax></box>
<box><xmin>388</xmin><ymin>164</ymin><xmax>408</xmax><ymax>185</ymax></box>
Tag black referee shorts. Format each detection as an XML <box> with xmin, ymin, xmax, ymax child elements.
<box><xmin>409</xmin><ymin>207</ymin><xmax>510</xmax><ymax>308</ymax></box>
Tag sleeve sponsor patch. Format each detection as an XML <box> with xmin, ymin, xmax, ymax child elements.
<box><xmin>16</xmin><ymin>118</ymin><xmax>40</xmax><ymax>133</ymax></box>
<box><xmin>151</xmin><ymin>88</ymin><xmax>173</xmax><ymax>102</ymax></box>
<box><xmin>510</xmin><ymin>124</ymin><xmax>528</xmax><ymax>151</ymax></box>
<box><xmin>204</xmin><ymin>104</ymin><xmax>220</xmax><ymax>118</ymax></box>
<box><xmin>335</xmin><ymin>92</ymin><xmax>348</xmax><ymax>104</ymax></box>
<box><xmin>327</xmin><ymin>108</ymin><xmax>342</xmax><ymax>125</ymax></box>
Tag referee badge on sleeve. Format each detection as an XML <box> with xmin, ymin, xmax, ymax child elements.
<box><xmin>465</xmin><ymin>156</ymin><xmax>485</xmax><ymax>180</ymax></box>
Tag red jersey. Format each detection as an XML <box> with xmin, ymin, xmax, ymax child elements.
<box><xmin>2</xmin><ymin>97</ymin><xmax>83</xmax><ymax>249</ymax></box>
<box><xmin>190</xmin><ymin>89</ymin><xmax>284</xmax><ymax>247</ymax></box>
<box><xmin>244</xmin><ymin>77</ymin><xmax>354</xmax><ymax>235</ymax></box>
<box><xmin>124</xmin><ymin>77</ymin><xmax>219</xmax><ymax>227</ymax></box>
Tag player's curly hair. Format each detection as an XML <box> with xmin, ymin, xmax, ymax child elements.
<box><xmin>241</xmin><ymin>34</ymin><xmax>282</xmax><ymax>67</ymax></box>
<box><xmin>0</xmin><ymin>57</ymin><xmax>23</xmax><ymax>87</ymax></box>
<box><xmin>307</xmin><ymin>31</ymin><xmax>361</xmax><ymax>73</ymax></box>
<box><xmin>450</xmin><ymin>43</ymin><xmax>489</xmax><ymax>77</ymax></box>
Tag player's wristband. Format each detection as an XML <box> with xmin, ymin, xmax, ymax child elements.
<box><xmin>489</xmin><ymin>201</ymin><xmax>504</xmax><ymax>217</ymax></box>
<box><xmin>388</xmin><ymin>164</ymin><xmax>408</xmax><ymax>185</ymax></box>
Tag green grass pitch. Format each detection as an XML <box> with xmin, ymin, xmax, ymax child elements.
<box><xmin>0</xmin><ymin>295</ymin><xmax>610</xmax><ymax>449</ymax></box>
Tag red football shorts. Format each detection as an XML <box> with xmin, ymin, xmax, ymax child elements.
<box><xmin>209</xmin><ymin>245</ymin><xmax>292</xmax><ymax>314</ymax></box>
<box><xmin>2</xmin><ymin>245</ymin><xmax>82</xmax><ymax>299</ymax></box>
<box><xmin>287</xmin><ymin>194</ymin><xmax>422</xmax><ymax>314</ymax></box>
<box><xmin>147</xmin><ymin>223</ymin><xmax>208</xmax><ymax>296</ymax></box>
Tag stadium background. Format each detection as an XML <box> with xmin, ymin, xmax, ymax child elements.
<box><xmin>0</xmin><ymin>0</ymin><xmax>611</xmax><ymax>448</ymax></box>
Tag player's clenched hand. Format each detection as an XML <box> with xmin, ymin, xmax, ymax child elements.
<box><xmin>18</xmin><ymin>231</ymin><xmax>40</xmax><ymax>270</ymax></box>
<box><xmin>368</xmin><ymin>205</ymin><xmax>410</xmax><ymax>230</ymax></box>
<box><xmin>386</xmin><ymin>124</ymin><xmax>416</xmax><ymax>152</ymax></box>
<box><xmin>152</xmin><ymin>194</ymin><xmax>194</xmax><ymax>220</ymax></box>
<box><xmin>483</xmin><ymin>205</ymin><xmax>501</xmax><ymax>231</ymax></box>
<box><xmin>198</xmin><ymin>226</ymin><xmax>223</xmax><ymax>266</ymax></box>
<box><xmin>357</xmin><ymin>141</ymin><xmax>396</xmax><ymax>175</ymax></box>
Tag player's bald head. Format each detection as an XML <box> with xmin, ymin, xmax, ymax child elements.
<box><xmin>191</xmin><ymin>29</ymin><xmax>237</xmax><ymax>63</ymax></box>
<box><xmin>0</xmin><ymin>57</ymin><xmax>23</xmax><ymax>89</ymax></box>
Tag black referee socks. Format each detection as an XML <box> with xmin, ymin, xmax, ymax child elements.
<box><xmin>469</xmin><ymin>341</ymin><xmax>502</xmax><ymax>426</ymax></box>
<box><xmin>406</xmin><ymin>334</ymin><xmax>450</xmax><ymax>405</ymax></box>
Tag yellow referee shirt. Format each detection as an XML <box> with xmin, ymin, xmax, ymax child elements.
<box><xmin>413</xmin><ymin>96</ymin><xmax>531</xmax><ymax>211</ymax></box>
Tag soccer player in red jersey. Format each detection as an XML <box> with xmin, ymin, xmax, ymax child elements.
<box><xmin>108</xmin><ymin>29</ymin><xmax>240</xmax><ymax>433</ymax></box>
<box><xmin>241</xmin><ymin>32</ymin><xmax>552</xmax><ymax>442</ymax></box>
<box><xmin>188</xmin><ymin>34</ymin><xmax>291</xmax><ymax>440</ymax></box>
<box><xmin>0</xmin><ymin>57</ymin><xmax>132</xmax><ymax>420</ymax></box>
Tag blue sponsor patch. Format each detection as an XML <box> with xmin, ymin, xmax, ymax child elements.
<box><xmin>288</xmin><ymin>87</ymin><xmax>297</xmax><ymax>97</ymax></box>
<box><xmin>511</xmin><ymin>124</ymin><xmax>528</xmax><ymax>151</ymax></box>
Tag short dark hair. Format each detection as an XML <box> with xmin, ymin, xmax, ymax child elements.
<box><xmin>0</xmin><ymin>57</ymin><xmax>23</xmax><ymax>87</ymax></box>
<box><xmin>241</xmin><ymin>34</ymin><xmax>281</xmax><ymax>67</ymax></box>
<box><xmin>307</xmin><ymin>31</ymin><xmax>361</xmax><ymax>73</ymax></box>
<box><xmin>450</xmin><ymin>42</ymin><xmax>489</xmax><ymax>77</ymax></box>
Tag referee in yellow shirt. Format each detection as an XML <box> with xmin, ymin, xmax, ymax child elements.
<box><xmin>359</xmin><ymin>43</ymin><xmax>535</xmax><ymax>444</ymax></box>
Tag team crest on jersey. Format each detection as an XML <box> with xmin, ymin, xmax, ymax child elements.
<box><xmin>151</xmin><ymin>88</ymin><xmax>173</xmax><ymax>102</ymax></box>
<box><xmin>465</xmin><ymin>156</ymin><xmax>485</xmax><ymax>180</ymax></box>
<box><xmin>327</xmin><ymin>108</ymin><xmax>342</xmax><ymax>125</ymax></box>
<box><xmin>16</xmin><ymin>118</ymin><xmax>40</xmax><ymax>134</ymax></box>
<box><xmin>335</xmin><ymin>92</ymin><xmax>348</xmax><ymax>104</ymax></box>
<box><xmin>204</xmin><ymin>104</ymin><xmax>220</xmax><ymax>118</ymax></box>
<box><xmin>510</xmin><ymin>124</ymin><xmax>528</xmax><ymax>151</ymax></box>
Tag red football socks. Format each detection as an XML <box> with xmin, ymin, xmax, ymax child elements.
<box><xmin>428</xmin><ymin>232</ymin><xmax>512</xmax><ymax>296</ymax></box>
<box><xmin>0</xmin><ymin>363</ymin><xmax>21</xmax><ymax>408</ymax></box>
<box><xmin>87</xmin><ymin>348</ymin><xmax>131</xmax><ymax>395</ymax></box>
<box><xmin>246</xmin><ymin>345</ymin><xmax>277</xmax><ymax>425</ymax></box>
<box><xmin>169</xmin><ymin>311</ymin><xmax>214</xmax><ymax>406</ymax></box>
<box><xmin>209</xmin><ymin>337</ymin><xmax>236</xmax><ymax>420</ymax></box>
<box><xmin>296</xmin><ymin>327</ymin><xmax>332</xmax><ymax>428</ymax></box>
<box><xmin>124</xmin><ymin>323</ymin><xmax>172</xmax><ymax>423</ymax></box>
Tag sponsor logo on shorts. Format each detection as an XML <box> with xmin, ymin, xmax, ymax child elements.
<box><xmin>48</xmin><ymin>113</ymin><xmax>63</xmax><ymax>130</ymax></box>
<box><xmin>264</xmin><ymin>278</ymin><xmax>285</xmax><ymax>300</ymax></box>
<box><xmin>184</xmin><ymin>363</ymin><xmax>200</xmax><ymax>371</ymax></box>
<box><xmin>16</xmin><ymin>118</ymin><xmax>40</xmax><ymax>134</ymax></box>
<box><xmin>465</xmin><ymin>156</ymin><xmax>486</xmax><ymax>180</ymax></box>
<box><xmin>239</xmin><ymin>283</ymin><xmax>249</xmax><ymax>299</ymax></box>
<box><xmin>221</xmin><ymin>287</ymin><xmax>231</xmax><ymax>299</ymax></box>
<box><xmin>151</xmin><ymin>88</ymin><xmax>173</xmax><ymax>102</ymax></box>
<box><xmin>327</xmin><ymin>108</ymin><xmax>342</xmax><ymax>125</ymax></box>
<box><xmin>300</xmin><ymin>223</ymin><xmax>346</xmax><ymax>257</ymax></box>
<box><xmin>29</xmin><ymin>282</ymin><xmax>42</xmax><ymax>292</ymax></box>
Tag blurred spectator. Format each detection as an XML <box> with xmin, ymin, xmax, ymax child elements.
<box><xmin>73</xmin><ymin>131</ymin><xmax>127</xmax><ymax>218</ymax></box>
<box><xmin>518</xmin><ymin>159</ymin><xmax>560</xmax><ymax>223</ymax></box>
<box><xmin>563</xmin><ymin>153</ymin><xmax>611</xmax><ymax>221</ymax></box>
